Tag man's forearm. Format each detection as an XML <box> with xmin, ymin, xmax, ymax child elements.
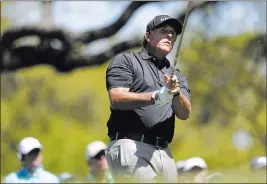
<box><xmin>110</xmin><ymin>91</ymin><xmax>155</xmax><ymax>110</ymax></box>
<box><xmin>172</xmin><ymin>93</ymin><xmax>191</xmax><ymax>120</ymax></box>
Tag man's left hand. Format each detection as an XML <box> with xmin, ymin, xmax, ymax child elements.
<box><xmin>163</xmin><ymin>74</ymin><xmax>180</xmax><ymax>94</ymax></box>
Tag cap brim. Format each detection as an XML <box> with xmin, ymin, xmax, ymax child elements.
<box><xmin>23</xmin><ymin>146</ymin><xmax>43</xmax><ymax>155</ymax></box>
<box><xmin>155</xmin><ymin>18</ymin><xmax>183</xmax><ymax>35</ymax></box>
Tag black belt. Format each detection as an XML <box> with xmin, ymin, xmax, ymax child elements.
<box><xmin>110</xmin><ymin>132</ymin><xmax>169</xmax><ymax>149</ymax></box>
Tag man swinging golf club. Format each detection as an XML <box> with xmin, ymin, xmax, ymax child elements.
<box><xmin>105</xmin><ymin>6</ymin><xmax>192</xmax><ymax>183</ymax></box>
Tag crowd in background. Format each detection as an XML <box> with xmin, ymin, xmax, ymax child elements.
<box><xmin>3</xmin><ymin>137</ymin><xmax>266</xmax><ymax>183</ymax></box>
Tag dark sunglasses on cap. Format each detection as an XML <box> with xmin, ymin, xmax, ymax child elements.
<box><xmin>92</xmin><ymin>149</ymin><xmax>106</xmax><ymax>160</ymax></box>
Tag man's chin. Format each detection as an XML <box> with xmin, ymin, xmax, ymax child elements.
<box><xmin>159</xmin><ymin>47</ymin><xmax>171</xmax><ymax>54</ymax></box>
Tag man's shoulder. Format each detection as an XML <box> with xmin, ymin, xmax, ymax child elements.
<box><xmin>118</xmin><ymin>50</ymin><xmax>139</xmax><ymax>57</ymax></box>
<box><xmin>4</xmin><ymin>168</ymin><xmax>29</xmax><ymax>182</ymax></box>
<box><xmin>113</xmin><ymin>50</ymin><xmax>138</xmax><ymax>61</ymax></box>
<box><xmin>3</xmin><ymin>172</ymin><xmax>18</xmax><ymax>183</ymax></box>
<box><xmin>41</xmin><ymin>170</ymin><xmax>59</xmax><ymax>181</ymax></box>
<box><xmin>109</xmin><ymin>50</ymin><xmax>139</xmax><ymax>68</ymax></box>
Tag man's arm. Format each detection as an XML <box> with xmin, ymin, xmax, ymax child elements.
<box><xmin>172</xmin><ymin>92</ymin><xmax>191</xmax><ymax>120</ymax></box>
<box><xmin>170</xmin><ymin>72</ymin><xmax>191</xmax><ymax>120</ymax></box>
<box><xmin>107</xmin><ymin>54</ymin><xmax>156</xmax><ymax>110</ymax></box>
<box><xmin>108</xmin><ymin>88</ymin><xmax>155</xmax><ymax>110</ymax></box>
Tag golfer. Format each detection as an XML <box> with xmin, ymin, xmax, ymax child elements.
<box><xmin>105</xmin><ymin>15</ymin><xmax>191</xmax><ymax>182</ymax></box>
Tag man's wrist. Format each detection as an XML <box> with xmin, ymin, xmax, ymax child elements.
<box><xmin>173</xmin><ymin>90</ymin><xmax>181</xmax><ymax>97</ymax></box>
<box><xmin>152</xmin><ymin>90</ymin><xmax>159</xmax><ymax>102</ymax></box>
<box><xmin>152</xmin><ymin>87</ymin><xmax>174</xmax><ymax>105</ymax></box>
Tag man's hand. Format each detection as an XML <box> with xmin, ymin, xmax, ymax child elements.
<box><xmin>152</xmin><ymin>74</ymin><xmax>180</xmax><ymax>105</ymax></box>
<box><xmin>152</xmin><ymin>86</ymin><xmax>173</xmax><ymax>105</ymax></box>
<box><xmin>164</xmin><ymin>74</ymin><xmax>180</xmax><ymax>94</ymax></box>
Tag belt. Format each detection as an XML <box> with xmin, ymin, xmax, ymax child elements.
<box><xmin>110</xmin><ymin>132</ymin><xmax>169</xmax><ymax>149</ymax></box>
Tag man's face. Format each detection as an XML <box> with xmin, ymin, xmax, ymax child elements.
<box><xmin>23</xmin><ymin>148</ymin><xmax>42</xmax><ymax>168</ymax></box>
<box><xmin>147</xmin><ymin>24</ymin><xmax>177</xmax><ymax>54</ymax></box>
<box><xmin>88</xmin><ymin>150</ymin><xmax>108</xmax><ymax>172</ymax></box>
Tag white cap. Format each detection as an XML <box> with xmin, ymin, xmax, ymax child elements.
<box><xmin>17</xmin><ymin>137</ymin><xmax>43</xmax><ymax>160</ymax></box>
<box><xmin>176</xmin><ymin>160</ymin><xmax>185</xmax><ymax>171</ymax></box>
<box><xmin>251</xmin><ymin>156</ymin><xmax>267</xmax><ymax>169</ymax></box>
<box><xmin>176</xmin><ymin>157</ymin><xmax>208</xmax><ymax>172</ymax></box>
<box><xmin>85</xmin><ymin>141</ymin><xmax>107</xmax><ymax>161</ymax></box>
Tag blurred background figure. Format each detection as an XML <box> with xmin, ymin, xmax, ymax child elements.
<box><xmin>176</xmin><ymin>157</ymin><xmax>223</xmax><ymax>183</ymax></box>
<box><xmin>176</xmin><ymin>157</ymin><xmax>208</xmax><ymax>183</ymax></box>
<box><xmin>251</xmin><ymin>156</ymin><xmax>267</xmax><ymax>170</ymax></box>
<box><xmin>176</xmin><ymin>157</ymin><xmax>208</xmax><ymax>173</ymax></box>
<box><xmin>58</xmin><ymin>172</ymin><xmax>76</xmax><ymax>183</ymax></box>
<box><xmin>85</xmin><ymin>141</ymin><xmax>114</xmax><ymax>183</ymax></box>
<box><xmin>3</xmin><ymin>137</ymin><xmax>60</xmax><ymax>183</ymax></box>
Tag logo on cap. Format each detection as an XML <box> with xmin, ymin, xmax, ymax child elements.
<box><xmin>160</xmin><ymin>16</ymin><xmax>170</xmax><ymax>22</ymax></box>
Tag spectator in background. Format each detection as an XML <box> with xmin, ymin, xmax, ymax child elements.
<box><xmin>3</xmin><ymin>137</ymin><xmax>60</xmax><ymax>183</ymax></box>
<box><xmin>85</xmin><ymin>141</ymin><xmax>114</xmax><ymax>183</ymax></box>
<box><xmin>251</xmin><ymin>156</ymin><xmax>267</xmax><ymax>170</ymax></box>
<box><xmin>176</xmin><ymin>157</ymin><xmax>208</xmax><ymax>173</ymax></box>
<box><xmin>176</xmin><ymin>157</ymin><xmax>208</xmax><ymax>183</ymax></box>
<box><xmin>176</xmin><ymin>157</ymin><xmax>223</xmax><ymax>183</ymax></box>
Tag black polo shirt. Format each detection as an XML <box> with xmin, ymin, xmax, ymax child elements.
<box><xmin>106</xmin><ymin>48</ymin><xmax>190</xmax><ymax>143</ymax></box>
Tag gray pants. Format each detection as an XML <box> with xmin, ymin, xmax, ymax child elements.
<box><xmin>106</xmin><ymin>139</ymin><xmax>178</xmax><ymax>183</ymax></box>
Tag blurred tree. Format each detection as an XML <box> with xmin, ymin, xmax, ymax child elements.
<box><xmin>0</xmin><ymin>1</ymin><xmax>223</xmax><ymax>72</ymax></box>
<box><xmin>180</xmin><ymin>33</ymin><xmax>266</xmax><ymax>148</ymax></box>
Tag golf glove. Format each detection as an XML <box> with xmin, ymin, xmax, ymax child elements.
<box><xmin>152</xmin><ymin>86</ymin><xmax>174</xmax><ymax>105</ymax></box>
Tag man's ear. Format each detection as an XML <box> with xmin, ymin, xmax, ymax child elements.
<box><xmin>144</xmin><ymin>32</ymin><xmax>150</xmax><ymax>42</ymax></box>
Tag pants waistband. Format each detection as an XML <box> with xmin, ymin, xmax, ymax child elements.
<box><xmin>110</xmin><ymin>132</ymin><xmax>168</xmax><ymax>149</ymax></box>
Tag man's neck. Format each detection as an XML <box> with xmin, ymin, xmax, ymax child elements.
<box><xmin>23</xmin><ymin>165</ymin><xmax>42</xmax><ymax>174</ymax></box>
<box><xmin>146</xmin><ymin>46</ymin><xmax>167</xmax><ymax>61</ymax></box>
<box><xmin>25</xmin><ymin>166</ymin><xmax>37</xmax><ymax>174</ymax></box>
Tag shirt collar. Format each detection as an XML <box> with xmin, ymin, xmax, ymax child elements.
<box><xmin>139</xmin><ymin>48</ymin><xmax>154</xmax><ymax>60</ymax></box>
<box><xmin>139</xmin><ymin>48</ymin><xmax>171</xmax><ymax>69</ymax></box>
<box><xmin>20</xmin><ymin>165</ymin><xmax>44</xmax><ymax>177</ymax></box>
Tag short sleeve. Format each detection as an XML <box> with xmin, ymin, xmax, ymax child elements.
<box><xmin>106</xmin><ymin>53</ymin><xmax>134</xmax><ymax>90</ymax></box>
<box><xmin>176</xmin><ymin>70</ymin><xmax>190</xmax><ymax>100</ymax></box>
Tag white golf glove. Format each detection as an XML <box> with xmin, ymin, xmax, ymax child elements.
<box><xmin>152</xmin><ymin>86</ymin><xmax>174</xmax><ymax>105</ymax></box>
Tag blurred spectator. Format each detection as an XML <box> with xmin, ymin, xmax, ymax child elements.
<box><xmin>176</xmin><ymin>157</ymin><xmax>208</xmax><ymax>173</ymax></box>
<box><xmin>176</xmin><ymin>157</ymin><xmax>224</xmax><ymax>183</ymax></box>
<box><xmin>3</xmin><ymin>137</ymin><xmax>60</xmax><ymax>183</ymax></box>
<box><xmin>176</xmin><ymin>157</ymin><xmax>208</xmax><ymax>183</ymax></box>
<box><xmin>58</xmin><ymin>172</ymin><xmax>76</xmax><ymax>183</ymax></box>
<box><xmin>251</xmin><ymin>156</ymin><xmax>267</xmax><ymax>170</ymax></box>
<box><xmin>85</xmin><ymin>141</ymin><xmax>114</xmax><ymax>183</ymax></box>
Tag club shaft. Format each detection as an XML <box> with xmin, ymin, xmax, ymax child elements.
<box><xmin>173</xmin><ymin>1</ymin><xmax>192</xmax><ymax>68</ymax></box>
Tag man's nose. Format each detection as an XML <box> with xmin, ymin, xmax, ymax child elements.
<box><xmin>167</xmin><ymin>32</ymin><xmax>173</xmax><ymax>39</ymax></box>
